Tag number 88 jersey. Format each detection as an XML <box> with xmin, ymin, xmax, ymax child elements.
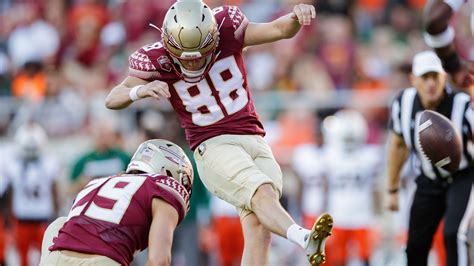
<box><xmin>128</xmin><ymin>5</ymin><xmax>265</xmax><ymax>150</ymax></box>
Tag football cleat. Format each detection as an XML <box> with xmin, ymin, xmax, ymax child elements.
<box><xmin>305</xmin><ymin>213</ymin><xmax>333</xmax><ymax>266</ymax></box>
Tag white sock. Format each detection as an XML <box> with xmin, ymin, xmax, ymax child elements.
<box><xmin>286</xmin><ymin>224</ymin><xmax>311</xmax><ymax>249</ymax></box>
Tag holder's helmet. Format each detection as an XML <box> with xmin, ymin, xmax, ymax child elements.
<box><xmin>126</xmin><ymin>139</ymin><xmax>193</xmax><ymax>193</ymax></box>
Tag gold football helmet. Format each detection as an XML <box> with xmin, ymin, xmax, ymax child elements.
<box><xmin>161</xmin><ymin>0</ymin><xmax>219</xmax><ymax>82</ymax></box>
<box><xmin>126</xmin><ymin>139</ymin><xmax>194</xmax><ymax>193</ymax></box>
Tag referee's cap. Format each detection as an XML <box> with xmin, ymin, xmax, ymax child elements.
<box><xmin>412</xmin><ymin>51</ymin><xmax>446</xmax><ymax>77</ymax></box>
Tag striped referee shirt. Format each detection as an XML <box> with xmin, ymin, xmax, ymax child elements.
<box><xmin>389</xmin><ymin>86</ymin><xmax>473</xmax><ymax>179</ymax></box>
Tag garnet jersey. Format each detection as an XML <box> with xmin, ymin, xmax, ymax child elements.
<box><xmin>50</xmin><ymin>174</ymin><xmax>190</xmax><ymax>266</ymax></box>
<box><xmin>128</xmin><ymin>6</ymin><xmax>265</xmax><ymax>150</ymax></box>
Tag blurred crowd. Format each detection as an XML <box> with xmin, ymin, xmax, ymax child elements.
<box><xmin>0</xmin><ymin>0</ymin><xmax>473</xmax><ymax>265</ymax></box>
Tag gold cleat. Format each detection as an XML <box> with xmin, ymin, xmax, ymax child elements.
<box><xmin>306</xmin><ymin>213</ymin><xmax>333</xmax><ymax>266</ymax></box>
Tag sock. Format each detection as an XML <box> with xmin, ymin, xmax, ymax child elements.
<box><xmin>286</xmin><ymin>224</ymin><xmax>311</xmax><ymax>249</ymax></box>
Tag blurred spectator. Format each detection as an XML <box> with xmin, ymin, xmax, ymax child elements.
<box><xmin>318</xmin><ymin>0</ymin><xmax>355</xmax><ymax>15</ymax></box>
<box><xmin>69</xmin><ymin>120</ymin><xmax>130</xmax><ymax>195</ymax></box>
<box><xmin>11</xmin><ymin>62</ymin><xmax>47</xmax><ymax>102</ymax></box>
<box><xmin>388</xmin><ymin>3</ymin><xmax>418</xmax><ymax>44</ymax></box>
<box><xmin>357</xmin><ymin>0</ymin><xmax>387</xmax><ymax>14</ymax></box>
<box><xmin>317</xmin><ymin>15</ymin><xmax>356</xmax><ymax>90</ymax></box>
<box><xmin>6</xmin><ymin>3</ymin><xmax>59</xmax><ymax>70</ymax></box>
<box><xmin>12</xmin><ymin>69</ymin><xmax>87</xmax><ymax>137</ymax></box>
<box><xmin>64</xmin><ymin>0</ymin><xmax>108</xmax><ymax>67</ymax></box>
<box><xmin>352</xmin><ymin>46</ymin><xmax>389</xmax><ymax>92</ymax></box>
<box><xmin>43</xmin><ymin>0</ymin><xmax>67</xmax><ymax>36</ymax></box>
<box><xmin>245</xmin><ymin>44</ymin><xmax>278</xmax><ymax>91</ymax></box>
<box><xmin>120</xmin><ymin>0</ymin><xmax>171</xmax><ymax>44</ymax></box>
<box><xmin>272</xmin><ymin>38</ymin><xmax>300</xmax><ymax>92</ymax></box>
<box><xmin>271</xmin><ymin>107</ymin><xmax>318</xmax><ymax>164</ymax></box>
<box><xmin>99</xmin><ymin>4</ymin><xmax>127</xmax><ymax>86</ymax></box>
<box><xmin>33</xmin><ymin>70</ymin><xmax>86</xmax><ymax>136</ymax></box>
<box><xmin>0</xmin><ymin>122</ymin><xmax>61</xmax><ymax>266</ymax></box>
<box><xmin>291</xmin><ymin>56</ymin><xmax>335</xmax><ymax>100</ymax></box>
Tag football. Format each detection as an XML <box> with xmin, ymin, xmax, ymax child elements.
<box><xmin>416</xmin><ymin>110</ymin><xmax>462</xmax><ymax>173</ymax></box>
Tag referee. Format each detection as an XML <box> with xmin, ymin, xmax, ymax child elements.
<box><xmin>387</xmin><ymin>50</ymin><xmax>474</xmax><ymax>266</ymax></box>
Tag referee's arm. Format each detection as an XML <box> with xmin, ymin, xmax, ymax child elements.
<box><xmin>387</xmin><ymin>132</ymin><xmax>409</xmax><ymax>211</ymax></box>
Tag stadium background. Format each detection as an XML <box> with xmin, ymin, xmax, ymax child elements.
<box><xmin>0</xmin><ymin>0</ymin><xmax>472</xmax><ymax>265</ymax></box>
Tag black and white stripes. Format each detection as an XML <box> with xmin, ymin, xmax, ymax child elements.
<box><xmin>389</xmin><ymin>87</ymin><xmax>473</xmax><ymax>179</ymax></box>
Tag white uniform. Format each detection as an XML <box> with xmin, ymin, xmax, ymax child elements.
<box><xmin>292</xmin><ymin>144</ymin><xmax>326</xmax><ymax>218</ymax></box>
<box><xmin>1</xmin><ymin>150</ymin><xmax>60</xmax><ymax>220</ymax></box>
<box><xmin>324</xmin><ymin>145</ymin><xmax>382</xmax><ymax>229</ymax></box>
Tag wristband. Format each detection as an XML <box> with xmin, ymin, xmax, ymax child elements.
<box><xmin>423</xmin><ymin>26</ymin><xmax>455</xmax><ymax>48</ymax></box>
<box><xmin>129</xmin><ymin>85</ymin><xmax>144</xmax><ymax>102</ymax></box>
<box><xmin>388</xmin><ymin>188</ymin><xmax>399</xmax><ymax>194</ymax></box>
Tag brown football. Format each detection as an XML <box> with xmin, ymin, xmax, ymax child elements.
<box><xmin>416</xmin><ymin>110</ymin><xmax>462</xmax><ymax>173</ymax></box>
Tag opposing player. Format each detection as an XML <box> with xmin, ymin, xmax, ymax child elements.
<box><xmin>39</xmin><ymin>139</ymin><xmax>193</xmax><ymax>266</ymax></box>
<box><xmin>320</xmin><ymin>110</ymin><xmax>382</xmax><ymax>266</ymax></box>
<box><xmin>0</xmin><ymin>123</ymin><xmax>60</xmax><ymax>266</ymax></box>
<box><xmin>423</xmin><ymin>0</ymin><xmax>473</xmax><ymax>90</ymax></box>
<box><xmin>105</xmin><ymin>0</ymin><xmax>333</xmax><ymax>264</ymax></box>
<box><xmin>292</xmin><ymin>130</ymin><xmax>327</xmax><ymax>230</ymax></box>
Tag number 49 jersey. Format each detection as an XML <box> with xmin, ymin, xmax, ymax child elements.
<box><xmin>129</xmin><ymin>5</ymin><xmax>265</xmax><ymax>150</ymax></box>
<box><xmin>50</xmin><ymin>174</ymin><xmax>190</xmax><ymax>266</ymax></box>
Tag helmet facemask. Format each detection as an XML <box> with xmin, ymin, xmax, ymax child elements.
<box><xmin>161</xmin><ymin>0</ymin><xmax>220</xmax><ymax>83</ymax></box>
